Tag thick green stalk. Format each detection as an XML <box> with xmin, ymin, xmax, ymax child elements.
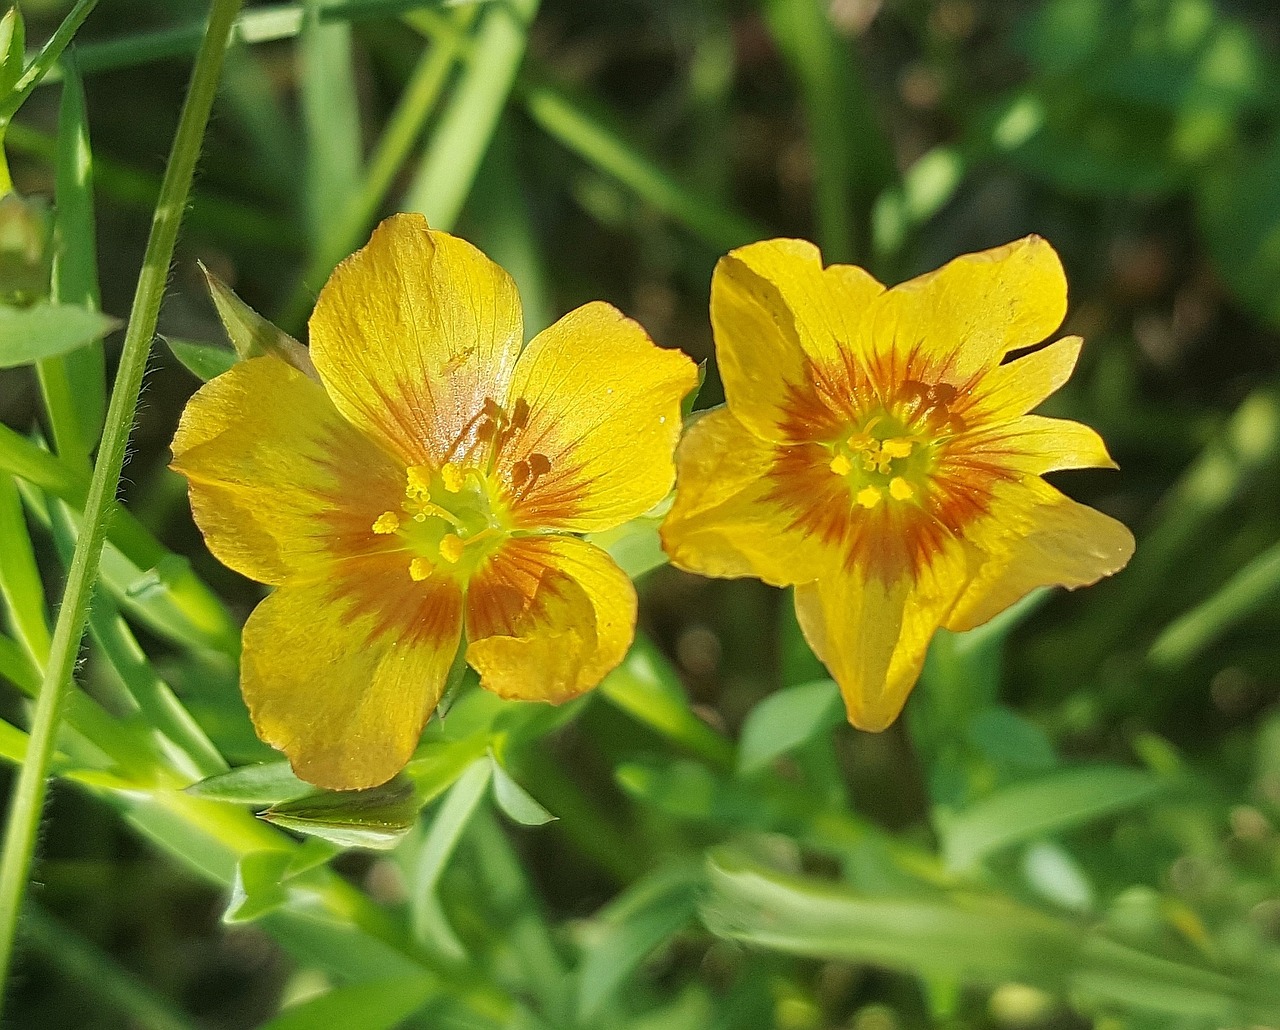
<box><xmin>0</xmin><ymin>0</ymin><xmax>244</xmax><ymax>1001</ymax></box>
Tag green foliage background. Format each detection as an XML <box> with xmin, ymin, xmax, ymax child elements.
<box><xmin>1</xmin><ymin>0</ymin><xmax>1279</xmax><ymax>1027</ymax></box>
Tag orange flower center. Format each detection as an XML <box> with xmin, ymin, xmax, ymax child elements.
<box><xmin>369</xmin><ymin>396</ymin><xmax>556</xmax><ymax>581</ymax></box>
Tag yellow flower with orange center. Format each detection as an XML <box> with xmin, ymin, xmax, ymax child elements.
<box><xmin>172</xmin><ymin>214</ymin><xmax>696</xmax><ymax>789</ymax></box>
<box><xmin>661</xmin><ymin>236</ymin><xmax>1135</xmax><ymax>731</ymax></box>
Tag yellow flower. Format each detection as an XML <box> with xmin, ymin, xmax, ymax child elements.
<box><xmin>661</xmin><ymin>236</ymin><xmax>1134</xmax><ymax>731</ymax></box>
<box><xmin>172</xmin><ymin>214</ymin><xmax>697</xmax><ymax>789</ymax></box>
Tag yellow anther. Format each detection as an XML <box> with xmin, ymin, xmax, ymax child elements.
<box><xmin>372</xmin><ymin>511</ymin><xmax>401</xmax><ymax>535</ymax></box>
<box><xmin>829</xmin><ymin>452</ymin><xmax>853</xmax><ymax>477</ymax></box>
<box><xmin>440</xmin><ymin>462</ymin><xmax>465</xmax><ymax>493</ymax></box>
<box><xmin>856</xmin><ymin>486</ymin><xmax>883</xmax><ymax>509</ymax></box>
<box><xmin>409</xmin><ymin>557</ymin><xmax>433</xmax><ymax>581</ymax></box>
<box><xmin>881</xmin><ymin>438</ymin><xmax>913</xmax><ymax>459</ymax></box>
<box><xmin>889</xmin><ymin>477</ymin><xmax>915</xmax><ymax>501</ymax></box>
<box><xmin>406</xmin><ymin>465</ymin><xmax>432</xmax><ymax>498</ymax></box>
<box><xmin>438</xmin><ymin>533</ymin><xmax>465</xmax><ymax>564</ymax></box>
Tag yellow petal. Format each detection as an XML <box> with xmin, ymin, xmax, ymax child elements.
<box><xmin>970</xmin><ymin>335</ymin><xmax>1083</xmax><ymax>421</ymax></box>
<box><xmin>660</xmin><ymin>406</ymin><xmax>830</xmax><ymax>587</ymax></box>
<box><xmin>874</xmin><ymin>235</ymin><xmax>1067</xmax><ymax>384</ymax></box>
<box><xmin>794</xmin><ymin>545</ymin><xmax>970</xmax><ymax>732</ymax></box>
<box><xmin>968</xmin><ymin>414</ymin><xmax>1118</xmax><ymax>475</ymax></box>
<box><xmin>171</xmin><ymin>357</ymin><xmax>405</xmax><ymax>586</ymax></box>
<box><xmin>499</xmin><ymin>302</ymin><xmax>697</xmax><ymax>532</ymax></box>
<box><xmin>711</xmin><ymin>238</ymin><xmax>884</xmax><ymax>440</ymax></box>
<box><xmin>945</xmin><ymin>478</ymin><xmax>1135</xmax><ymax>633</ymax></box>
<box><xmin>241</xmin><ymin>555</ymin><xmax>464</xmax><ymax>790</ymax></box>
<box><xmin>309</xmin><ymin>213</ymin><xmax>523</xmax><ymax>469</ymax></box>
<box><xmin>466</xmin><ymin>536</ymin><xmax>635</xmax><ymax>703</ymax></box>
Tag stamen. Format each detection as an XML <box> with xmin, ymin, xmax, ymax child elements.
<box><xmin>409</xmin><ymin>557</ymin><xmax>432</xmax><ymax>581</ymax></box>
<box><xmin>438</xmin><ymin>534</ymin><xmax>465</xmax><ymax>564</ymax></box>
<box><xmin>829</xmin><ymin>452</ymin><xmax>853</xmax><ymax>477</ymax></box>
<box><xmin>372</xmin><ymin>511</ymin><xmax>400</xmax><ymax>535</ymax></box>
<box><xmin>889</xmin><ymin>477</ymin><xmax>915</xmax><ymax>501</ymax></box>
<box><xmin>406</xmin><ymin>465</ymin><xmax>432</xmax><ymax>498</ymax></box>
<box><xmin>440</xmin><ymin>462</ymin><xmax>465</xmax><ymax>493</ymax></box>
<box><xmin>856</xmin><ymin>486</ymin><xmax>883</xmax><ymax>509</ymax></box>
<box><xmin>881</xmin><ymin>438</ymin><xmax>913</xmax><ymax>459</ymax></box>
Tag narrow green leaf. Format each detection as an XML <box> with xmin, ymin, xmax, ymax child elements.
<box><xmin>200</xmin><ymin>263</ymin><xmax>315</xmax><ymax>376</ymax></box>
<box><xmin>164</xmin><ymin>336</ymin><xmax>236</xmax><ymax>382</ymax></box>
<box><xmin>489</xmin><ymin>756</ymin><xmax>555</xmax><ymax>826</ymax></box>
<box><xmin>0</xmin><ymin>302</ymin><xmax>117</xmax><ymax>368</ymax></box>
<box><xmin>38</xmin><ymin>53</ymin><xmax>106</xmax><ymax>461</ymax></box>
<box><xmin>939</xmin><ymin>766</ymin><xmax>1164</xmax><ymax>872</ymax></box>
<box><xmin>300</xmin><ymin>0</ymin><xmax>362</xmax><ymax>240</ymax></box>
<box><xmin>225</xmin><ymin>849</ymin><xmax>292</xmax><ymax>923</ymax></box>
<box><xmin>577</xmin><ymin>867</ymin><xmax>701</xmax><ymax>1019</ymax></box>
<box><xmin>737</xmin><ymin>679</ymin><xmax>842</xmax><ymax>776</ymax></box>
<box><xmin>188</xmin><ymin>761</ymin><xmax>312</xmax><ymax>806</ymax></box>
<box><xmin>600</xmin><ymin>638</ymin><xmax>736</xmax><ymax>771</ymax></box>
<box><xmin>259</xmin><ymin>976</ymin><xmax>435</xmax><ymax>1030</ymax></box>
<box><xmin>519</xmin><ymin>80</ymin><xmax>765</xmax><ymax>253</ymax></box>
<box><xmin>1148</xmin><ymin>538</ymin><xmax>1280</xmax><ymax>669</ymax></box>
<box><xmin>405</xmin><ymin>0</ymin><xmax>540</xmax><ymax>230</ymax></box>
<box><xmin>411</xmin><ymin>758</ymin><xmax>490</xmax><ymax>943</ymax></box>
<box><xmin>0</xmin><ymin>8</ymin><xmax>24</xmax><ymax>99</ymax></box>
<box><xmin>703</xmin><ymin>854</ymin><xmax>1280</xmax><ymax>1023</ymax></box>
<box><xmin>262</xmin><ymin>776</ymin><xmax>421</xmax><ymax>850</ymax></box>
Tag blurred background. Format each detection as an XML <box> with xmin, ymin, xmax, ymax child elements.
<box><xmin>2</xmin><ymin>0</ymin><xmax>1280</xmax><ymax>1027</ymax></box>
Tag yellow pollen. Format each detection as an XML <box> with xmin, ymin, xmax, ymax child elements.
<box><xmin>440</xmin><ymin>462</ymin><xmax>465</xmax><ymax>493</ymax></box>
<box><xmin>406</xmin><ymin>465</ymin><xmax>432</xmax><ymax>498</ymax></box>
<box><xmin>438</xmin><ymin>533</ymin><xmax>465</xmax><ymax>564</ymax></box>
<box><xmin>881</xmin><ymin>438</ymin><xmax>913</xmax><ymax>459</ymax></box>
<box><xmin>889</xmin><ymin>477</ymin><xmax>915</xmax><ymax>501</ymax></box>
<box><xmin>856</xmin><ymin>486</ymin><xmax>883</xmax><ymax>509</ymax></box>
<box><xmin>829</xmin><ymin>452</ymin><xmax>853</xmax><ymax>477</ymax></box>
<box><xmin>409</xmin><ymin>557</ymin><xmax>432</xmax><ymax>581</ymax></box>
<box><xmin>372</xmin><ymin>511</ymin><xmax>400</xmax><ymax>535</ymax></box>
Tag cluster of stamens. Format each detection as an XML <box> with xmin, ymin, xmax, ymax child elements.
<box><xmin>826</xmin><ymin>380</ymin><xmax>965</xmax><ymax>512</ymax></box>
<box><xmin>370</xmin><ymin>397</ymin><xmax>554</xmax><ymax>580</ymax></box>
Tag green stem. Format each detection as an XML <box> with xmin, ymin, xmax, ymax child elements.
<box><xmin>0</xmin><ymin>0</ymin><xmax>244</xmax><ymax>1002</ymax></box>
<box><xmin>0</xmin><ymin>0</ymin><xmax>100</xmax><ymax>125</ymax></box>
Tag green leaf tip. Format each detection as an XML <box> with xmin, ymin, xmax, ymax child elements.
<box><xmin>199</xmin><ymin>260</ymin><xmax>318</xmax><ymax>379</ymax></box>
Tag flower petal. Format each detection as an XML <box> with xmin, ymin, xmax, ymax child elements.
<box><xmin>968</xmin><ymin>414</ymin><xmax>1118</xmax><ymax>475</ymax></box>
<box><xmin>970</xmin><ymin>336</ymin><xmax>1083</xmax><ymax>421</ymax></box>
<box><xmin>660</xmin><ymin>406</ymin><xmax>829</xmax><ymax>587</ymax></box>
<box><xmin>875</xmin><ymin>235</ymin><xmax>1067</xmax><ymax>384</ymax></box>
<box><xmin>171</xmin><ymin>357</ymin><xmax>405</xmax><ymax>586</ymax></box>
<box><xmin>241</xmin><ymin>556</ymin><xmax>464</xmax><ymax>790</ymax></box>
<box><xmin>309</xmin><ymin>213</ymin><xmax>523</xmax><ymax>469</ymax></box>
<box><xmin>466</xmin><ymin>536</ymin><xmax>635</xmax><ymax>703</ymax></box>
<box><xmin>946</xmin><ymin>478</ymin><xmax>1135</xmax><ymax>633</ymax></box>
<box><xmin>711</xmin><ymin>238</ymin><xmax>884</xmax><ymax>440</ymax></box>
<box><xmin>498</xmin><ymin>302</ymin><xmax>696</xmax><ymax>532</ymax></box>
<box><xmin>794</xmin><ymin>545</ymin><xmax>970</xmax><ymax>731</ymax></box>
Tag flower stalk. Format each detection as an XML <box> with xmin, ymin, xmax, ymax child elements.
<box><xmin>0</xmin><ymin>0</ymin><xmax>244</xmax><ymax>1000</ymax></box>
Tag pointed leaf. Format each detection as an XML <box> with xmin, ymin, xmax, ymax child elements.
<box><xmin>489</xmin><ymin>757</ymin><xmax>555</xmax><ymax>826</ymax></box>
<box><xmin>0</xmin><ymin>302</ymin><xmax>117</xmax><ymax>367</ymax></box>
<box><xmin>939</xmin><ymin>766</ymin><xmax>1164</xmax><ymax>872</ymax></box>
<box><xmin>164</xmin><ymin>336</ymin><xmax>237</xmax><ymax>382</ymax></box>
<box><xmin>259</xmin><ymin>976</ymin><xmax>435</xmax><ymax>1030</ymax></box>
<box><xmin>262</xmin><ymin>776</ymin><xmax>420</xmax><ymax>851</ymax></box>
<box><xmin>187</xmin><ymin>761</ymin><xmax>313</xmax><ymax>806</ymax></box>
<box><xmin>224</xmin><ymin>849</ymin><xmax>292</xmax><ymax>923</ymax></box>
<box><xmin>200</xmin><ymin>262</ymin><xmax>316</xmax><ymax>377</ymax></box>
<box><xmin>737</xmin><ymin>679</ymin><xmax>842</xmax><ymax>775</ymax></box>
